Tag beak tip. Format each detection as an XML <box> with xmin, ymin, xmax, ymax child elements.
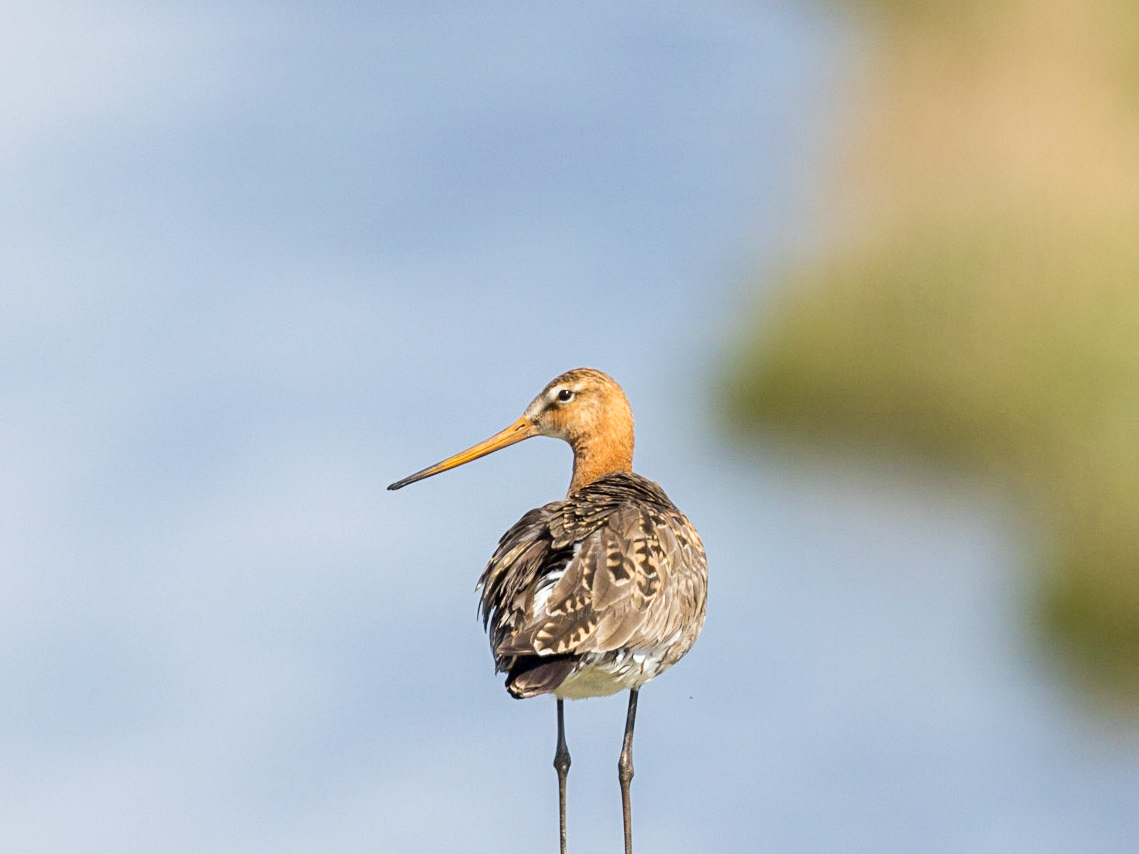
<box><xmin>386</xmin><ymin>415</ymin><xmax>534</xmax><ymax>495</ymax></box>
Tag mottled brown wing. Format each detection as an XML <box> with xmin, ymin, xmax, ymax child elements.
<box><xmin>476</xmin><ymin>502</ymin><xmax>571</xmax><ymax>659</ymax></box>
<box><xmin>481</xmin><ymin>473</ymin><xmax>706</xmax><ymax>663</ymax></box>
<box><xmin>527</xmin><ymin>502</ymin><xmax>704</xmax><ymax>656</ymax></box>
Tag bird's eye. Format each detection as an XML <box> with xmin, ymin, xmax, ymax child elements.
<box><xmin>556</xmin><ymin>388</ymin><xmax>574</xmax><ymax>403</ymax></box>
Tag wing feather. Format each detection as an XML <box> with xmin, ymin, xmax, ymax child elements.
<box><xmin>477</xmin><ymin>473</ymin><xmax>707</xmax><ymax>678</ymax></box>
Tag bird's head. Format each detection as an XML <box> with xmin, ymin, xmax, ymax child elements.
<box><xmin>388</xmin><ymin>368</ymin><xmax>634</xmax><ymax>493</ymax></box>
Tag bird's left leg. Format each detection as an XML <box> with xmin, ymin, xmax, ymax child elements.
<box><xmin>618</xmin><ymin>688</ymin><xmax>639</xmax><ymax>854</ymax></box>
<box><xmin>554</xmin><ymin>698</ymin><xmax>571</xmax><ymax>854</ymax></box>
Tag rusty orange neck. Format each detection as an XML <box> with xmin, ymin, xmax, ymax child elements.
<box><xmin>566</xmin><ymin>408</ymin><xmax>635</xmax><ymax>494</ymax></box>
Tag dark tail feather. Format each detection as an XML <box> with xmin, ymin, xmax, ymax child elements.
<box><xmin>505</xmin><ymin>655</ymin><xmax>576</xmax><ymax>698</ymax></box>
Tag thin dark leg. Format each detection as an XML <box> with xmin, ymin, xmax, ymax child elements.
<box><xmin>554</xmin><ymin>698</ymin><xmax>571</xmax><ymax>854</ymax></box>
<box><xmin>618</xmin><ymin>688</ymin><xmax>639</xmax><ymax>854</ymax></box>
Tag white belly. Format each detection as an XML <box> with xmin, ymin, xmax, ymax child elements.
<box><xmin>553</xmin><ymin>636</ymin><xmax>686</xmax><ymax>700</ymax></box>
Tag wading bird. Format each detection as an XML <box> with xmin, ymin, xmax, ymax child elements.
<box><xmin>388</xmin><ymin>368</ymin><xmax>707</xmax><ymax>854</ymax></box>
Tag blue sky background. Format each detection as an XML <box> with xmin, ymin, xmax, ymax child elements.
<box><xmin>3</xmin><ymin>2</ymin><xmax>1137</xmax><ymax>852</ymax></box>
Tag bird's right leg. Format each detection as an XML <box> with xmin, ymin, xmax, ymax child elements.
<box><xmin>618</xmin><ymin>688</ymin><xmax>639</xmax><ymax>854</ymax></box>
<box><xmin>554</xmin><ymin>698</ymin><xmax>571</xmax><ymax>854</ymax></box>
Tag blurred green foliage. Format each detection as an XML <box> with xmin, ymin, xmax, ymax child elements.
<box><xmin>725</xmin><ymin>1</ymin><xmax>1139</xmax><ymax>696</ymax></box>
<box><xmin>725</xmin><ymin>212</ymin><xmax>1139</xmax><ymax>688</ymax></box>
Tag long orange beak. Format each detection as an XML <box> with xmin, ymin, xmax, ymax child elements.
<box><xmin>388</xmin><ymin>416</ymin><xmax>537</xmax><ymax>490</ymax></box>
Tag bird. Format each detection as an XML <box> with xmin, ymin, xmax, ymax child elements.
<box><xmin>388</xmin><ymin>368</ymin><xmax>707</xmax><ymax>854</ymax></box>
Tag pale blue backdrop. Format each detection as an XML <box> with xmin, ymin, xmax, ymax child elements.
<box><xmin>2</xmin><ymin>2</ymin><xmax>1136</xmax><ymax>852</ymax></box>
